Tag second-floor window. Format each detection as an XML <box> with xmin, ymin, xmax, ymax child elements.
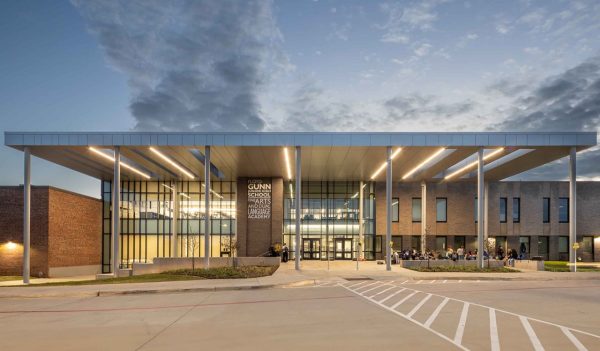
<box><xmin>559</xmin><ymin>197</ymin><xmax>569</xmax><ymax>223</ymax></box>
<box><xmin>412</xmin><ymin>198</ymin><xmax>421</xmax><ymax>222</ymax></box>
<box><xmin>392</xmin><ymin>198</ymin><xmax>399</xmax><ymax>222</ymax></box>
<box><xmin>512</xmin><ymin>197</ymin><xmax>520</xmax><ymax>223</ymax></box>
<box><xmin>436</xmin><ymin>198</ymin><xmax>447</xmax><ymax>222</ymax></box>
<box><xmin>499</xmin><ymin>197</ymin><xmax>507</xmax><ymax>223</ymax></box>
<box><xmin>543</xmin><ymin>197</ymin><xmax>550</xmax><ymax>223</ymax></box>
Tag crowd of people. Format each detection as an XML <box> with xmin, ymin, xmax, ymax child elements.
<box><xmin>391</xmin><ymin>244</ymin><xmax>527</xmax><ymax>265</ymax></box>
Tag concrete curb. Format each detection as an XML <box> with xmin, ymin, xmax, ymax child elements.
<box><xmin>0</xmin><ymin>279</ymin><xmax>318</xmax><ymax>299</ymax></box>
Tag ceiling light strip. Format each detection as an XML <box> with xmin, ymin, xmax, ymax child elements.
<box><xmin>371</xmin><ymin>148</ymin><xmax>402</xmax><ymax>179</ymax></box>
<box><xmin>89</xmin><ymin>147</ymin><xmax>151</xmax><ymax>179</ymax></box>
<box><xmin>149</xmin><ymin>147</ymin><xmax>195</xmax><ymax>179</ymax></box>
<box><xmin>402</xmin><ymin>148</ymin><xmax>446</xmax><ymax>180</ymax></box>
<box><xmin>444</xmin><ymin>148</ymin><xmax>505</xmax><ymax>180</ymax></box>
<box><xmin>284</xmin><ymin>147</ymin><xmax>292</xmax><ymax>180</ymax></box>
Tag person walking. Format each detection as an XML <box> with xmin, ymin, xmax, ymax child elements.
<box><xmin>282</xmin><ymin>243</ymin><xmax>289</xmax><ymax>263</ymax></box>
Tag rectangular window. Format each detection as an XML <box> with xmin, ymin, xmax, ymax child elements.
<box><xmin>454</xmin><ymin>236</ymin><xmax>466</xmax><ymax>250</ymax></box>
<box><xmin>474</xmin><ymin>197</ymin><xmax>478</xmax><ymax>222</ymax></box>
<box><xmin>538</xmin><ymin>236</ymin><xmax>549</xmax><ymax>259</ymax></box>
<box><xmin>392</xmin><ymin>198</ymin><xmax>399</xmax><ymax>222</ymax></box>
<box><xmin>582</xmin><ymin>236</ymin><xmax>594</xmax><ymax>255</ymax></box>
<box><xmin>512</xmin><ymin>197</ymin><xmax>520</xmax><ymax>223</ymax></box>
<box><xmin>558</xmin><ymin>236</ymin><xmax>569</xmax><ymax>253</ymax></box>
<box><xmin>499</xmin><ymin>197</ymin><xmax>507</xmax><ymax>223</ymax></box>
<box><xmin>519</xmin><ymin>236</ymin><xmax>530</xmax><ymax>255</ymax></box>
<box><xmin>559</xmin><ymin>197</ymin><xmax>569</xmax><ymax>223</ymax></box>
<box><xmin>436</xmin><ymin>198</ymin><xmax>447</xmax><ymax>222</ymax></box>
<box><xmin>435</xmin><ymin>236</ymin><xmax>447</xmax><ymax>251</ymax></box>
<box><xmin>543</xmin><ymin>198</ymin><xmax>550</xmax><ymax>223</ymax></box>
<box><xmin>412</xmin><ymin>198</ymin><xmax>421</xmax><ymax>222</ymax></box>
<box><xmin>411</xmin><ymin>235</ymin><xmax>421</xmax><ymax>251</ymax></box>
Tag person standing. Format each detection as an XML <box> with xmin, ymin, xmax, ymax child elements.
<box><xmin>457</xmin><ymin>246</ymin><xmax>464</xmax><ymax>260</ymax></box>
<box><xmin>282</xmin><ymin>243</ymin><xmax>289</xmax><ymax>263</ymax></box>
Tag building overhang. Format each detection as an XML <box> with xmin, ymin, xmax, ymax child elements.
<box><xmin>4</xmin><ymin>131</ymin><xmax>597</xmax><ymax>182</ymax></box>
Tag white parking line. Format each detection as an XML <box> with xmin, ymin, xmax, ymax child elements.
<box><xmin>391</xmin><ymin>291</ymin><xmax>417</xmax><ymax>309</ymax></box>
<box><xmin>454</xmin><ymin>302</ymin><xmax>470</xmax><ymax>345</ymax></box>
<box><xmin>370</xmin><ymin>286</ymin><xmax>395</xmax><ymax>298</ymax></box>
<box><xmin>347</xmin><ymin>281</ymin><xmax>369</xmax><ymax>288</ymax></box>
<box><xmin>361</xmin><ymin>283</ymin><xmax>387</xmax><ymax>295</ymax></box>
<box><xmin>429</xmin><ymin>280</ymin><xmax>436</xmax><ymax>284</ymax></box>
<box><xmin>355</xmin><ymin>282</ymin><xmax>380</xmax><ymax>291</ymax></box>
<box><xmin>443</xmin><ymin>280</ymin><xmax>448</xmax><ymax>284</ymax></box>
<box><xmin>424</xmin><ymin>297</ymin><xmax>449</xmax><ymax>328</ymax></box>
<box><xmin>561</xmin><ymin>327</ymin><xmax>588</xmax><ymax>351</ymax></box>
<box><xmin>406</xmin><ymin>294</ymin><xmax>432</xmax><ymax>318</ymax></box>
<box><xmin>490</xmin><ymin>309</ymin><xmax>500</xmax><ymax>351</ymax></box>
<box><xmin>379</xmin><ymin>288</ymin><xmax>405</xmax><ymax>303</ymax></box>
<box><xmin>416</xmin><ymin>280</ymin><xmax>423</xmax><ymax>284</ymax></box>
<box><xmin>520</xmin><ymin>316</ymin><xmax>545</xmax><ymax>351</ymax></box>
<box><xmin>401</xmin><ymin>280</ymin><xmax>409</xmax><ymax>284</ymax></box>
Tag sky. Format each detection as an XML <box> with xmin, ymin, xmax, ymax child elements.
<box><xmin>1</xmin><ymin>0</ymin><xmax>599</xmax><ymax>198</ymax></box>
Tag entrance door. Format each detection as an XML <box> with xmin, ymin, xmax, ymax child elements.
<box><xmin>334</xmin><ymin>238</ymin><xmax>353</xmax><ymax>260</ymax></box>
<box><xmin>302</xmin><ymin>239</ymin><xmax>321</xmax><ymax>260</ymax></box>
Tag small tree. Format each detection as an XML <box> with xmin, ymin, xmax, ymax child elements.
<box><xmin>485</xmin><ymin>238</ymin><xmax>496</xmax><ymax>268</ymax></box>
<box><xmin>187</xmin><ymin>236</ymin><xmax>200</xmax><ymax>271</ymax></box>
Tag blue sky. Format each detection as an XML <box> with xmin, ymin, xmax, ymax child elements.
<box><xmin>1</xmin><ymin>0</ymin><xmax>600</xmax><ymax>198</ymax></box>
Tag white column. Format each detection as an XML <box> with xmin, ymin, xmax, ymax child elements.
<box><xmin>484</xmin><ymin>181</ymin><xmax>489</xmax><ymax>243</ymax></box>
<box><xmin>477</xmin><ymin>148</ymin><xmax>485</xmax><ymax>269</ymax></box>
<box><xmin>295</xmin><ymin>146</ymin><xmax>302</xmax><ymax>270</ymax></box>
<box><xmin>204</xmin><ymin>146</ymin><xmax>211</xmax><ymax>267</ymax></box>
<box><xmin>112</xmin><ymin>146</ymin><xmax>121</xmax><ymax>275</ymax></box>
<box><xmin>23</xmin><ymin>147</ymin><xmax>31</xmax><ymax>284</ymax></box>
<box><xmin>386</xmin><ymin>146</ymin><xmax>392</xmax><ymax>271</ymax></box>
<box><xmin>172</xmin><ymin>181</ymin><xmax>179</xmax><ymax>258</ymax></box>
<box><xmin>421</xmin><ymin>181</ymin><xmax>427</xmax><ymax>254</ymax></box>
<box><xmin>569</xmin><ymin>147</ymin><xmax>577</xmax><ymax>272</ymax></box>
<box><xmin>359</xmin><ymin>180</ymin><xmax>364</xmax><ymax>261</ymax></box>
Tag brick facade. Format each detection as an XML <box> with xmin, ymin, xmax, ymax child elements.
<box><xmin>0</xmin><ymin>186</ymin><xmax>101</xmax><ymax>277</ymax></box>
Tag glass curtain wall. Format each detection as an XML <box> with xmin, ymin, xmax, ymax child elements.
<box><xmin>282</xmin><ymin>181</ymin><xmax>376</xmax><ymax>261</ymax></box>
<box><xmin>101</xmin><ymin>180</ymin><xmax>236</xmax><ymax>272</ymax></box>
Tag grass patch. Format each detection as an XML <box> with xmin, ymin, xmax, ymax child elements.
<box><xmin>15</xmin><ymin>265</ymin><xmax>278</xmax><ymax>287</ymax></box>
<box><xmin>406</xmin><ymin>266</ymin><xmax>519</xmax><ymax>273</ymax></box>
<box><xmin>544</xmin><ymin>261</ymin><xmax>600</xmax><ymax>272</ymax></box>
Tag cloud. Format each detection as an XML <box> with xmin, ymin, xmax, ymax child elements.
<box><xmin>379</xmin><ymin>1</ymin><xmax>442</xmax><ymax>44</ymax></box>
<box><xmin>414</xmin><ymin>43</ymin><xmax>433</xmax><ymax>57</ymax></box>
<box><xmin>73</xmin><ymin>0</ymin><xmax>285</xmax><ymax>132</ymax></box>
<box><xmin>384</xmin><ymin>93</ymin><xmax>476</xmax><ymax>121</ymax></box>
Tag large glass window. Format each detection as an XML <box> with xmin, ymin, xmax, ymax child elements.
<box><xmin>101</xmin><ymin>180</ymin><xmax>236</xmax><ymax>272</ymax></box>
<box><xmin>543</xmin><ymin>197</ymin><xmax>550</xmax><ymax>223</ymax></box>
<box><xmin>454</xmin><ymin>236</ymin><xmax>466</xmax><ymax>250</ymax></box>
<box><xmin>519</xmin><ymin>236</ymin><xmax>530</xmax><ymax>257</ymax></box>
<box><xmin>559</xmin><ymin>197</ymin><xmax>569</xmax><ymax>223</ymax></box>
<box><xmin>411</xmin><ymin>235</ymin><xmax>421</xmax><ymax>251</ymax></box>
<box><xmin>283</xmin><ymin>181</ymin><xmax>376</xmax><ymax>260</ymax></box>
<box><xmin>392</xmin><ymin>198</ymin><xmax>399</xmax><ymax>222</ymax></box>
<box><xmin>559</xmin><ymin>236</ymin><xmax>569</xmax><ymax>254</ymax></box>
<box><xmin>538</xmin><ymin>236</ymin><xmax>549</xmax><ymax>259</ymax></box>
<box><xmin>436</xmin><ymin>198</ymin><xmax>447</xmax><ymax>222</ymax></box>
<box><xmin>474</xmin><ymin>197</ymin><xmax>478</xmax><ymax>222</ymax></box>
<box><xmin>512</xmin><ymin>197</ymin><xmax>520</xmax><ymax>223</ymax></box>
<box><xmin>435</xmin><ymin>236</ymin><xmax>447</xmax><ymax>251</ymax></box>
<box><xmin>412</xmin><ymin>198</ymin><xmax>421</xmax><ymax>222</ymax></box>
<box><xmin>499</xmin><ymin>197</ymin><xmax>507</xmax><ymax>223</ymax></box>
<box><xmin>582</xmin><ymin>236</ymin><xmax>594</xmax><ymax>256</ymax></box>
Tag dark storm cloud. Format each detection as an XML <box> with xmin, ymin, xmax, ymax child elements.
<box><xmin>492</xmin><ymin>57</ymin><xmax>600</xmax><ymax>180</ymax></box>
<box><xmin>73</xmin><ymin>0</ymin><xmax>283</xmax><ymax>131</ymax></box>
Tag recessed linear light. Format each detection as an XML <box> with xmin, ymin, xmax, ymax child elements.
<box><xmin>402</xmin><ymin>148</ymin><xmax>446</xmax><ymax>180</ymax></box>
<box><xmin>149</xmin><ymin>147</ymin><xmax>195</xmax><ymax>179</ymax></box>
<box><xmin>202</xmin><ymin>184</ymin><xmax>223</xmax><ymax>199</ymax></box>
<box><xmin>89</xmin><ymin>147</ymin><xmax>151</xmax><ymax>179</ymax></box>
<box><xmin>161</xmin><ymin>184</ymin><xmax>191</xmax><ymax>199</ymax></box>
<box><xmin>283</xmin><ymin>147</ymin><xmax>292</xmax><ymax>180</ymax></box>
<box><xmin>371</xmin><ymin>148</ymin><xmax>402</xmax><ymax>180</ymax></box>
<box><xmin>351</xmin><ymin>183</ymin><xmax>368</xmax><ymax>198</ymax></box>
<box><xmin>444</xmin><ymin>148</ymin><xmax>505</xmax><ymax>180</ymax></box>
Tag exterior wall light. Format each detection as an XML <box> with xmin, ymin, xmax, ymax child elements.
<box><xmin>6</xmin><ymin>241</ymin><xmax>17</xmax><ymax>250</ymax></box>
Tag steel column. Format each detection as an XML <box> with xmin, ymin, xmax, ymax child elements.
<box><xmin>112</xmin><ymin>146</ymin><xmax>121</xmax><ymax>275</ymax></box>
<box><xmin>23</xmin><ymin>147</ymin><xmax>31</xmax><ymax>284</ymax></box>
<box><xmin>484</xmin><ymin>181</ymin><xmax>489</xmax><ymax>243</ymax></box>
<box><xmin>359</xmin><ymin>180</ymin><xmax>364</xmax><ymax>261</ymax></box>
<box><xmin>569</xmin><ymin>147</ymin><xmax>577</xmax><ymax>272</ymax></box>
<box><xmin>172</xmin><ymin>182</ymin><xmax>179</xmax><ymax>258</ymax></box>
<box><xmin>421</xmin><ymin>181</ymin><xmax>427</xmax><ymax>254</ymax></box>
<box><xmin>477</xmin><ymin>148</ymin><xmax>485</xmax><ymax>269</ymax></box>
<box><xmin>295</xmin><ymin>146</ymin><xmax>301</xmax><ymax>271</ymax></box>
<box><xmin>204</xmin><ymin>146</ymin><xmax>211</xmax><ymax>267</ymax></box>
<box><xmin>386</xmin><ymin>146</ymin><xmax>392</xmax><ymax>271</ymax></box>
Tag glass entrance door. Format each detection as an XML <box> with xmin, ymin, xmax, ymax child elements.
<box><xmin>334</xmin><ymin>238</ymin><xmax>353</xmax><ymax>260</ymax></box>
<box><xmin>302</xmin><ymin>239</ymin><xmax>321</xmax><ymax>260</ymax></box>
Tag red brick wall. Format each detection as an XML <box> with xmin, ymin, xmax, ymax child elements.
<box><xmin>47</xmin><ymin>188</ymin><xmax>102</xmax><ymax>269</ymax></box>
<box><xmin>0</xmin><ymin>186</ymin><xmax>101</xmax><ymax>277</ymax></box>
<box><xmin>0</xmin><ymin>187</ymin><xmax>49</xmax><ymax>276</ymax></box>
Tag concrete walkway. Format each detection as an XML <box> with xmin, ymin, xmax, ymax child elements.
<box><xmin>1</xmin><ymin>261</ymin><xmax>599</xmax><ymax>298</ymax></box>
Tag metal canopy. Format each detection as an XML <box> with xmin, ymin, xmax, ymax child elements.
<box><xmin>4</xmin><ymin>131</ymin><xmax>597</xmax><ymax>182</ymax></box>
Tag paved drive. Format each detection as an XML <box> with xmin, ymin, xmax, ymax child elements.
<box><xmin>1</xmin><ymin>279</ymin><xmax>599</xmax><ymax>350</ymax></box>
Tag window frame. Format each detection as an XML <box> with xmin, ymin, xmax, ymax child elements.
<box><xmin>411</xmin><ymin>197</ymin><xmax>422</xmax><ymax>223</ymax></box>
<box><xmin>392</xmin><ymin>197</ymin><xmax>399</xmax><ymax>223</ymax></box>
<box><xmin>543</xmin><ymin>197</ymin><xmax>550</xmax><ymax>223</ymax></box>
<box><xmin>499</xmin><ymin>197</ymin><xmax>507</xmax><ymax>223</ymax></box>
<box><xmin>436</xmin><ymin>197</ymin><xmax>447</xmax><ymax>223</ymax></box>
<box><xmin>559</xmin><ymin>197</ymin><xmax>569</xmax><ymax>223</ymax></box>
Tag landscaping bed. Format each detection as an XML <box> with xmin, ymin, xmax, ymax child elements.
<box><xmin>14</xmin><ymin>266</ymin><xmax>279</xmax><ymax>287</ymax></box>
<box><xmin>406</xmin><ymin>266</ymin><xmax>519</xmax><ymax>273</ymax></box>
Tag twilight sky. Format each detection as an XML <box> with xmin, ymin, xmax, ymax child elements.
<box><xmin>1</xmin><ymin>0</ymin><xmax>599</xmax><ymax>198</ymax></box>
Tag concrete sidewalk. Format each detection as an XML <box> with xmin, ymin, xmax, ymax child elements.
<box><xmin>2</xmin><ymin>261</ymin><xmax>599</xmax><ymax>298</ymax></box>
